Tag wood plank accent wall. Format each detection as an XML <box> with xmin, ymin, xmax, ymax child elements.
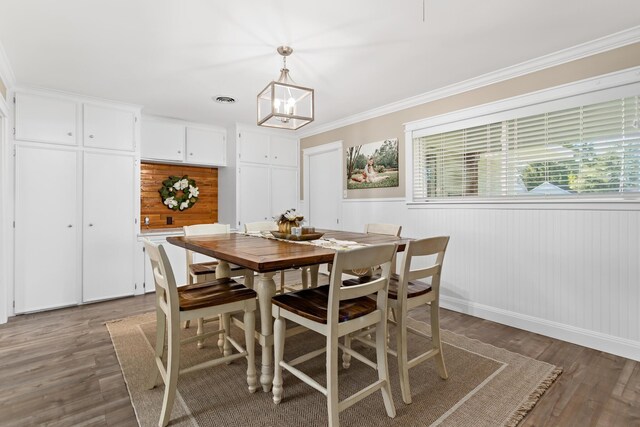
<box><xmin>141</xmin><ymin>162</ymin><xmax>218</xmax><ymax>230</ymax></box>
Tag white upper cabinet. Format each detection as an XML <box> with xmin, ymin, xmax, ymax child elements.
<box><xmin>83</xmin><ymin>104</ymin><xmax>136</xmax><ymax>151</ymax></box>
<box><xmin>141</xmin><ymin>117</ymin><xmax>226</xmax><ymax>166</ymax></box>
<box><xmin>15</xmin><ymin>92</ymin><xmax>78</xmax><ymax>146</ymax></box>
<box><xmin>270</xmin><ymin>136</ymin><xmax>298</xmax><ymax>167</ymax></box>
<box><xmin>186</xmin><ymin>127</ymin><xmax>226</xmax><ymax>166</ymax></box>
<box><xmin>141</xmin><ymin>118</ymin><xmax>185</xmax><ymax>162</ymax></box>
<box><xmin>238</xmin><ymin>130</ymin><xmax>270</xmax><ymax>163</ymax></box>
<box><xmin>238</xmin><ymin>129</ymin><xmax>297</xmax><ymax>167</ymax></box>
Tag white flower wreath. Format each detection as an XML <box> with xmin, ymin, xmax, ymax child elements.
<box><xmin>159</xmin><ymin>176</ymin><xmax>199</xmax><ymax>211</ymax></box>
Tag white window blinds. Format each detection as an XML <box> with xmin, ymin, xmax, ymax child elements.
<box><xmin>413</xmin><ymin>95</ymin><xmax>640</xmax><ymax>200</ymax></box>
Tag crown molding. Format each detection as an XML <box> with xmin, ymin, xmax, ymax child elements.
<box><xmin>298</xmin><ymin>25</ymin><xmax>640</xmax><ymax>139</ymax></box>
<box><xmin>0</xmin><ymin>40</ymin><xmax>16</xmax><ymax>88</ymax></box>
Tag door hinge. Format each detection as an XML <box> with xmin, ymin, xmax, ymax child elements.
<box><xmin>238</xmin><ymin>153</ymin><xmax>242</xmax><ymax>159</ymax></box>
<box><xmin>13</xmin><ymin>127</ymin><xmax>16</xmax><ymax>136</ymax></box>
<box><xmin>13</xmin><ymin>146</ymin><xmax>16</xmax><ymax>156</ymax></box>
<box><xmin>13</xmin><ymin>221</ymin><xmax>15</xmax><ymax>228</ymax></box>
<box><xmin>143</xmin><ymin>246</ymin><xmax>145</xmax><ymax>253</ymax></box>
<box><xmin>134</xmin><ymin>283</ymin><xmax>137</xmax><ymax>290</ymax></box>
<box><xmin>238</xmin><ymin>132</ymin><xmax>241</xmax><ymax>138</ymax></box>
<box><xmin>135</xmin><ymin>116</ymin><xmax>138</xmax><ymax>123</ymax></box>
<box><xmin>143</xmin><ymin>281</ymin><xmax>146</xmax><ymax>289</ymax></box>
<box><xmin>13</xmin><ymin>96</ymin><xmax>16</xmax><ymax>104</ymax></box>
<box><xmin>238</xmin><ymin>221</ymin><xmax>241</xmax><ymax>226</ymax></box>
<box><xmin>337</xmin><ymin>218</ymin><xmax>340</xmax><ymax>224</ymax></box>
<box><xmin>134</xmin><ymin>218</ymin><xmax>138</xmax><ymax>224</ymax></box>
<box><xmin>13</xmin><ymin>300</ymin><xmax>15</xmax><ymax>308</ymax></box>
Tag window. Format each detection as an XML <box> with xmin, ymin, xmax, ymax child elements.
<box><xmin>412</xmin><ymin>94</ymin><xmax>640</xmax><ymax>201</ymax></box>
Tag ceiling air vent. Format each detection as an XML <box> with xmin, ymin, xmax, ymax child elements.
<box><xmin>214</xmin><ymin>96</ymin><xmax>236</xmax><ymax>104</ymax></box>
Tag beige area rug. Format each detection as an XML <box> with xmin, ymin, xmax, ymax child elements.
<box><xmin>107</xmin><ymin>312</ymin><xmax>561</xmax><ymax>427</ymax></box>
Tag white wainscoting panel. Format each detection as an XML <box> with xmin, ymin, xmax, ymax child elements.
<box><xmin>340</xmin><ymin>200</ymin><xmax>640</xmax><ymax>361</ymax></box>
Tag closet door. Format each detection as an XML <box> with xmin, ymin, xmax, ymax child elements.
<box><xmin>14</xmin><ymin>146</ymin><xmax>80</xmax><ymax>313</ymax></box>
<box><xmin>83</xmin><ymin>152</ymin><xmax>135</xmax><ymax>302</ymax></box>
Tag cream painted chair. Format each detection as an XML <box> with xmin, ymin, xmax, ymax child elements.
<box><xmin>143</xmin><ymin>238</ymin><xmax>257</xmax><ymax>427</ymax></box>
<box><xmin>271</xmin><ymin>244</ymin><xmax>397</xmax><ymax>426</ymax></box>
<box><xmin>183</xmin><ymin>223</ymin><xmax>250</xmax><ymax>350</ymax></box>
<box><xmin>344</xmin><ymin>236</ymin><xmax>450</xmax><ymax>404</ymax></box>
<box><xmin>184</xmin><ymin>223</ymin><xmax>247</xmax><ymax>285</ymax></box>
<box><xmin>244</xmin><ymin>221</ymin><xmax>317</xmax><ymax>293</ymax></box>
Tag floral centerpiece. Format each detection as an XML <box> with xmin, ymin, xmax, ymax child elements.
<box><xmin>275</xmin><ymin>208</ymin><xmax>304</xmax><ymax>234</ymax></box>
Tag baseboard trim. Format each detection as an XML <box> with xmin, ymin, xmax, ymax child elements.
<box><xmin>440</xmin><ymin>295</ymin><xmax>640</xmax><ymax>362</ymax></box>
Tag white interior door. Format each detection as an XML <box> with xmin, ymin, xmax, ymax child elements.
<box><xmin>14</xmin><ymin>145</ymin><xmax>80</xmax><ymax>313</ymax></box>
<box><xmin>83</xmin><ymin>152</ymin><xmax>135</xmax><ymax>302</ymax></box>
<box><xmin>307</xmin><ymin>146</ymin><xmax>341</xmax><ymax>230</ymax></box>
<box><xmin>238</xmin><ymin>164</ymin><xmax>270</xmax><ymax>227</ymax></box>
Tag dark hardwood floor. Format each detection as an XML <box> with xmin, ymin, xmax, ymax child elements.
<box><xmin>1</xmin><ymin>272</ymin><xmax>638</xmax><ymax>426</ymax></box>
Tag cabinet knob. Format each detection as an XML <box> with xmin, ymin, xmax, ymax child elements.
<box><xmin>89</xmin><ymin>134</ymin><xmax>94</xmax><ymax>139</ymax></box>
<box><xmin>67</xmin><ymin>224</ymin><xmax>73</xmax><ymax>228</ymax></box>
<box><xmin>275</xmin><ymin>156</ymin><xmax>278</xmax><ymax>159</ymax></box>
<box><xmin>190</xmin><ymin>153</ymin><xmax>193</xmax><ymax>156</ymax></box>
<box><xmin>67</xmin><ymin>132</ymin><xmax>73</xmax><ymax>136</ymax></box>
<box><xmin>178</xmin><ymin>150</ymin><xmax>181</xmax><ymax>154</ymax></box>
<box><xmin>88</xmin><ymin>223</ymin><xmax>94</xmax><ymax>227</ymax></box>
<box><xmin>264</xmin><ymin>155</ymin><xmax>268</xmax><ymax>158</ymax></box>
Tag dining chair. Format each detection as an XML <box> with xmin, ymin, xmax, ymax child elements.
<box><xmin>330</xmin><ymin>223</ymin><xmax>402</xmax><ymax>278</ymax></box>
<box><xmin>343</xmin><ymin>236</ymin><xmax>450</xmax><ymax>404</ymax></box>
<box><xmin>183</xmin><ymin>223</ymin><xmax>250</xmax><ymax>350</ymax></box>
<box><xmin>184</xmin><ymin>223</ymin><xmax>247</xmax><ymax>285</ymax></box>
<box><xmin>244</xmin><ymin>220</ymin><xmax>317</xmax><ymax>293</ymax></box>
<box><xmin>143</xmin><ymin>238</ymin><xmax>258</xmax><ymax>427</ymax></box>
<box><xmin>271</xmin><ymin>244</ymin><xmax>398</xmax><ymax>426</ymax></box>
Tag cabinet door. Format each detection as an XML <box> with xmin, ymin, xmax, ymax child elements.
<box><xmin>141</xmin><ymin>119</ymin><xmax>185</xmax><ymax>161</ymax></box>
<box><xmin>270</xmin><ymin>167</ymin><xmax>298</xmax><ymax>217</ymax></box>
<box><xmin>238</xmin><ymin>164</ymin><xmax>271</xmax><ymax>227</ymax></box>
<box><xmin>186</xmin><ymin>127</ymin><xmax>226</xmax><ymax>166</ymax></box>
<box><xmin>14</xmin><ymin>146</ymin><xmax>80</xmax><ymax>313</ymax></box>
<box><xmin>15</xmin><ymin>92</ymin><xmax>78</xmax><ymax>145</ymax></box>
<box><xmin>83</xmin><ymin>152</ymin><xmax>135</xmax><ymax>302</ymax></box>
<box><xmin>238</xmin><ymin>130</ymin><xmax>270</xmax><ymax>164</ymax></box>
<box><xmin>270</xmin><ymin>136</ymin><xmax>298</xmax><ymax>167</ymax></box>
<box><xmin>84</xmin><ymin>104</ymin><xmax>135</xmax><ymax>151</ymax></box>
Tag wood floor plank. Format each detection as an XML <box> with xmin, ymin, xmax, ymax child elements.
<box><xmin>0</xmin><ymin>273</ymin><xmax>638</xmax><ymax>426</ymax></box>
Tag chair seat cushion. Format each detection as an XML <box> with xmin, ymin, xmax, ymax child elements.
<box><xmin>342</xmin><ymin>274</ymin><xmax>432</xmax><ymax>300</ymax></box>
<box><xmin>178</xmin><ymin>277</ymin><xmax>256</xmax><ymax>311</ymax></box>
<box><xmin>272</xmin><ymin>285</ymin><xmax>376</xmax><ymax>324</ymax></box>
<box><xmin>189</xmin><ymin>262</ymin><xmax>245</xmax><ymax>276</ymax></box>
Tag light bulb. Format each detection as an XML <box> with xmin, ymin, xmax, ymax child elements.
<box><xmin>273</xmin><ymin>98</ymin><xmax>281</xmax><ymax>112</ymax></box>
<box><xmin>286</xmin><ymin>97</ymin><xmax>296</xmax><ymax>115</ymax></box>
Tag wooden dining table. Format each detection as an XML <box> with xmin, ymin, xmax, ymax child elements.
<box><xmin>167</xmin><ymin>230</ymin><xmax>409</xmax><ymax>392</ymax></box>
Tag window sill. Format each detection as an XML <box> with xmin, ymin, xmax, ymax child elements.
<box><xmin>406</xmin><ymin>196</ymin><xmax>640</xmax><ymax>211</ymax></box>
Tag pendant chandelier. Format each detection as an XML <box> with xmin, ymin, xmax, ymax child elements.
<box><xmin>257</xmin><ymin>46</ymin><xmax>314</xmax><ymax>130</ymax></box>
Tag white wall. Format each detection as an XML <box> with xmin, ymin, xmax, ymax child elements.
<box><xmin>338</xmin><ymin>199</ymin><xmax>640</xmax><ymax>361</ymax></box>
<box><xmin>0</xmin><ymin>95</ymin><xmax>8</xmax><ymax>324</ymax></box>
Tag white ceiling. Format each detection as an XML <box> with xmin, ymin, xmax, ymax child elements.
<box><xmin>1</xmin><ymin>0</ymin><xmax>639</xmax><ymax>133</ymax></box>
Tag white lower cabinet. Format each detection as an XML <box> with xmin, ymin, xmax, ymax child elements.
<box><xmin>14</xmin><ymin>146</ymin><xmax>80</xmax><ymax>313</ymax></box>
<box><xmin>14</xmin><ymin>146</ymin><xmax>137</xmax><ymax>312</ymax></box>
<box><xmin>83</xmin><ymin>152</ymin><xmax>136</xmax><ymax>302</ymax></box>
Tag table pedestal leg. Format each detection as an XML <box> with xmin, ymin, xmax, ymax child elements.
<box><xmin>256</xmin><ymin>272</ymin><xmax>276</xmax><ymax>392</ymax></box>
<box><xmin>215</xmin><ymin>261</ymin><xmax>232</xmax><ymax>353</ymax></box>
<box><xmin>310</xmin><ymin>264</ymin><xmax>319</xmax><ymax>288</ymax></box>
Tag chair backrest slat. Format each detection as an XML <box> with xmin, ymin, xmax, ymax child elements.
<box><xmin>244</xmin><ymin>221</ymin><xmax>278</xmax><ymax>233</ymax></box>
<box><xmin>364</xmin><ymin>223</ymin><xmax>402</xmax><ymax>237</ymax></box>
